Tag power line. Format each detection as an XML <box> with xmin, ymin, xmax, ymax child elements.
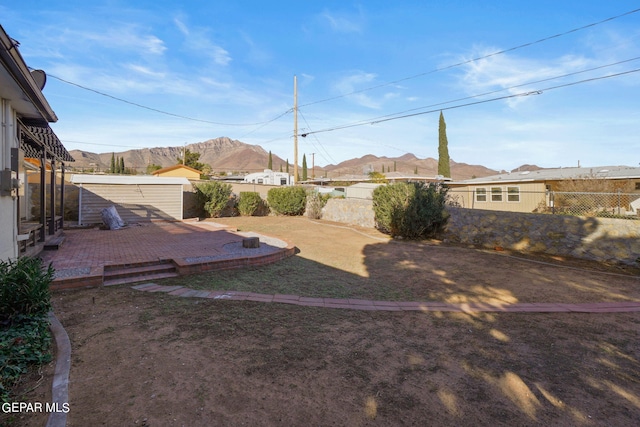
<box><xmin>325</xmin><ymin>56</ymin><xmax>640</xmax><ymax>127</ymax></box>
<box><xmin>300</xmin><ymin>67</ymin><xmax>640</xmax><ymax>137</ymax></box>
<box><xmin>299</xmin><ymin>7</ymin><xmax>640</xmax><ymax>108</ymax></box>
<box><xmin>43</xmin><ymin>70</ymin><xmax>291</xmax><ymax>127</ymax></box>
<box><xmin>297</xmin><ymin>109</ymin><xmax>337</xmax><ymax>165</ymax></box>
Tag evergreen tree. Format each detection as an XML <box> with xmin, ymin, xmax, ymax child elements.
<box><xmin>120</xmin><ymin>157</ymin><xmax>125</xmax><ymax>174</ymax></box>
<box><xmin>177</xmin><ymin>149</ymin><xmax>206</xmax><ymax>171</ymax></box>
<box><xmin>394</xmin><ymin>161</ymin><xmax>397</xmax><ymax>172</ymax></box>
<box><xmin>110</xmin><ymin>153</ymin><xmax>116</xmax><ymax>174</ymax></box>
<box><xmin>279</xmin><ymin>164</ymin><xmax>283</xmax><ymax>172</ymax></box>
<box><xmin>268</xmin><ymin>151</ymin><xmax>273</xmax><ymax>170</ymax></box>
<box><xmin>414</xmin><ymin>166</ymin><xmax>418</xmax><ymax>175</ymax></box>
<box><xmin>438</xmin><ymin>111</ymin><xmax>451</xmax><ymax>178</ymax></box>
<box><xmin>302</xmin><ymin>154</ymin><xmax>308</xmax><ymax>181</ymax></box>
<box><xmin>286</xmin><ymin>159</ymin><xmax>289</xmax><ymax>174</ymax></box>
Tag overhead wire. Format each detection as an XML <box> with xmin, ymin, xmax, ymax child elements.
<box><xmin>299</xmin><ymin>67</ymin><xmax>640</xmax><ymax>137</ymax></box>
<box><xmin>43</xmin><ymin>70</ymin><xmax>291</xmax><ymax>127</ymax></box>
<box><xmin>298</xmin><ymin>7</ymin><xmax>640</xmax><ymax>108</ymax></box>
<box><xmin>314</xmin><ymin>56</ymin><xmax>640</xmax><ymax>129</ymax></box>
<box><xmin>297</xmin><ymin>109</ymin><xmax>337</xmax><ymax>165</ymax></box>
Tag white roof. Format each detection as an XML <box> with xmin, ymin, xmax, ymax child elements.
<box><xmin>456</xmin><ymin>165</ymin><xmax>640</xmax><ymax>185</ymax></box>
<box><xmin>70</xmin><ymin>174</ymin><xmax>190</xmax><ymax>185</ymax></box>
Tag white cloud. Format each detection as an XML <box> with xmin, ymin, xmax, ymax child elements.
<box><xmin>173</xmin><ymin>15</ymin><xmax>231</xmax><ymax>66</ymax></box>
<box><xmin>456</xmin><ymin>47</ymin><xmax>602</xmax><ymax>108</ymax></box>
<box><xmin>333</xmin><ymin>71</ymin><xmax>383</xmax><ymax>109</ymax></box>
<box><xmin>320</xmin><ymin>10</ymin><xmax>363</xmax><ymax>33</ymax></box>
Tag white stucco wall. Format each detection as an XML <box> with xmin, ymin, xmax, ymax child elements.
<box><xmin>0</xmin><ymin>99</ymin><xmax>18</xmax><ymax>260</ymax></box>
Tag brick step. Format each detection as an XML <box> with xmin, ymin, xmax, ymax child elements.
<box><xmin>44</xmin><ymin>235</ymin><xmax>65</xmax><ymax>250</ymax></box>
<box><xmin>103</xmin><ymin>260</ymin><xmax>178</xmax><ymax>286</ymax></box>
<box><xmin>104</xmin><ymin>271</ymin><xmax>180</xmax><ymax>287</ymax></box>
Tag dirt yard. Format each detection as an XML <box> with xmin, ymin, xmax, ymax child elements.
<box><xmin>7</xmin><ymin>217</ymin><xmax>640</xmax><ymax>426</ymax></box>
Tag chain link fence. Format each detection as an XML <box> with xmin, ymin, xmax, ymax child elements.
<box><xmin>548</xmin><ymin>191</ymin><xmax>640</xmax><ymax>218</ymax></box>
<box><xmin>446</xmin><ymin>189</ymin><xmax>640</xmax><ymax>220</ymax></box>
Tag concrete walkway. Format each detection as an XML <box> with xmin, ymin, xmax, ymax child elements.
<box><xmin>132</xmin><ymin>283</ymin><xmax>640</xmax><ymax>313</ymax></box>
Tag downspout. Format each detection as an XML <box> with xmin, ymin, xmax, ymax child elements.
<box><xmin>49</xmin><ymin>159</ymin><xmax>55</xmax><ymax>235</ymax></box>
<box><xmin>60</xmin><ymin>163</ymin><xmax>65</xmax><ymax>229</ymax></box>
<box><xmin>39</xmin><ymin>149</ymin><xmax>45</xmax><ymax>241</ymax></box>
<box><xmin>77</xmin><ymin>184</ymin><xmax>82</xmax><ymax>226</ymax></box>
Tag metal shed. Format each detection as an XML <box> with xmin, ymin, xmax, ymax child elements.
<box><xmin>71</xmin><ymin>174</ymin><xmax>190</xmax><ymax>226</ymax></box>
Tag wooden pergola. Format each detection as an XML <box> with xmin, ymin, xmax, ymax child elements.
<box><xmin>17</xmin><ymin>119</ymin><xmax>74</xmax><ymax>249</ymax></box>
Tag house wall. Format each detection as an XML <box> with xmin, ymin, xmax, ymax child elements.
<box><xmin>0</xmin><ymin>99</ymin><xmax>18</xmax><ymax>260</ymax></box>
<box><xmin>77</xmin><ymin>183</ymin><xmax>184</xmax><ymax>225</ymax></box>
<box><xmin>448</xmin><ymin>182</ymin><xmax>547</xmax><ymax>212</ymax></box>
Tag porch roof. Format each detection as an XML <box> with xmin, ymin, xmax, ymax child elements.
<box><xmin>19</xmin><ymin>120</ymin><xmax>74</xmax><ymax>163</ymax></box>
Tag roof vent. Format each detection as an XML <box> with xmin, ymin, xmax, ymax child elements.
<box><xmin>520</xmin><ymin>171</ymin><xmax>530</xmax><ymax>175</ymax></box>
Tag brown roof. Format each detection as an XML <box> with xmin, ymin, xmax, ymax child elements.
<box><xmin>152</xmin><ymin>164</ymin><xmax>202</xmax><ymax>175</ymax></box>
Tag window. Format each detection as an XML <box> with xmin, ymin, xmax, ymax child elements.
<box><xmin>257</xmin><ymin>179</ymin><xmax>263</xmax><ymax>184</ymax></box>
<box><xmin>636</xmin><ymin>182</ymin><xmax>640</xmax><ymax>190</ymax></box>
<box><xmin>491</xmin><ymin>187</ymin><xmax>503</xmax><ymax>202</ymax></box>
<box><xmin>507</xmin><ymin>186</ymin><xmax>520</xmax><ymax>202</ymax></box>
<box><xmin>475</xmin><ymin>188</ymin><xmax>487</xmax><ymax>202</ymax></box>
<box><xmin>280</xmin><ymin>178</ymin><xmax>287</xmax><ymax>185</ymax></box>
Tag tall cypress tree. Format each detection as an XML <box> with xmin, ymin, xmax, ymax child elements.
<box><xmin>120</xmin><ymin>157</ymin><xmax>125</xmax><ymax>174</ymax></box>
<box><xmin>286</xmin><ymin>159</ymin><xmax>289</xmax><ymax>174</ymax></box>
<box><xmin>110</xmin><ymin>153</ymin><xmax>116</xmax><ymax>174</ymax></box>
<box><xmin>438</xmin><ymin>111</ymin><xmax>451</xmax><ymax>178</ymax></box>
<box><xmin>268</xmin><ymin>151</ymin><xmax>273</xmax><ymax>170</ymax></box>
<box><xmin>302</xmin><ymin>154</ymin><xmax>308</xmax><ymax>181</ymax></box>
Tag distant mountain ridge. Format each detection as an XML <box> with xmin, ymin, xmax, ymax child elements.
<box><xmin>68</xmin><ymin>136</ymin><xmax>502</xmax><ymax>180</ymax></box>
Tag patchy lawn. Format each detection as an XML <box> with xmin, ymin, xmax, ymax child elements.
<box><xmin>7</xmin><ymin>217</ymin><xmax>640</xmax><ymax>426</ymax></box>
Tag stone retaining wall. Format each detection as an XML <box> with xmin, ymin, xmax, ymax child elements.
<box><xmin>321</xmin><ymin>198</ymin><xmax>375</xmax><ymax>228</ymax></box>
<box><xmin>321</xmin><ymin>199</ymin><xmax>640</xmax><ymax>265</ymax></box>
<box><xmin>444</xmin><ymin>207</ymin><xmax>640</xmax><ymax>265</ymax></box>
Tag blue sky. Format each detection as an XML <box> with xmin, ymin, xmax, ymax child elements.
<box><xmin>2</xmin><ymin>1</ymin><xmax>639</xmax><ymax>171</ymax></box>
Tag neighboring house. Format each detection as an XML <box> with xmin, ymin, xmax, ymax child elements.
<box><xmin>71</xmin><ymin>174</ymin><xmax>190</xmax><ymax>225</ymax></box>
<box><xmin>1</xmin><ymin>24</ymin><xmax>73</xmax><ymax>260</ymax></box>
<box><xmin>305</xmin><ymin>172</ymin><xmax>451</xmax><ymax>185</ymax></box>
<box><xmin>243</xmin><ymin>169</ymin><xmax>293</xmax><ymax>186</ymax></box>
<box><xmin>152</xmin><ymin>164</ymin><xmax>202</xmax><ymax>180</ymax></box>
<box><xmin>448</xmin><ymin>166</ymin><xmax>640</xmax><ymax>213</ymax></box>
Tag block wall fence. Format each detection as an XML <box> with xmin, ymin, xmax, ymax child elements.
<box><xmin>320</xmin><ymin>199</ymin><xmax>640</xmax><ymax>266</ymax></box>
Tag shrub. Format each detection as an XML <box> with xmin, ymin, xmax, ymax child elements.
<box><xmin>195</xmin><ymin>181</ymin><xmax>233</xmax><ymax>217</ymax></box>
<box><xmin>267</xmin><ymin>186</ymin><xmax>307</xmax><ymax>216</ymax></box>
<box><xmin>1</xmin><ymin>315</ymin><xmax>52</xmax><ymax>403</ymax></box>
<box><xmin>237</xmin><ymin>192</ymin><xmax>265</xmax><ymax>216</ymax></box>
<box><xmin>306</xmin><ymin>191</ymin><xmax>331</xmax><ymax>219</ymax></box>
<box><xmin>0</xmin><ymin>257</ymin><xmax>54</xmax><ymax>403</ymax></box>
<box><xmin>373</xmin><ymin>182</ymin><xmax>449</xmax><ymax>239</ymax></box>
<box><xmin>0</xmin><ymin>257</ymin><xmax>54</xmax><ymax>323</ymax></box>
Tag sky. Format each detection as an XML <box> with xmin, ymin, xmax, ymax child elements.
<box><xmin>2</xmin><ymin>1</ymin><xmax>639</xmax><ymax>171</ymax></box>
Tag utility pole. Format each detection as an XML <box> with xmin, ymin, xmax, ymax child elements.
<box><xmin>293</xmin><ymin>75</ymin><xmax>298</xmax><ymax>185</ymax></box>
<box><xmin>310</xmin><ymin>152</ymin><xmax>315</xmax><ymax>179</ymax></box>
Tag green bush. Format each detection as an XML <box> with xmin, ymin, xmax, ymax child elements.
<box><xmin>1</xmin><ymin>315</ymin><xmax>52</xmax><ymax>403</ymax></box>
<box><xmin>373</xmin><ymin>182</ymin><xmax>449</xmax><ymax>239</ymax></box>
<box><xmin>267</xmin><ymin>186</ymin><xmax>307</xmax><ymax>216</ymax></box>
<box><xmin>306</xmin><ymin>191</ymin><xmax>331</xmax><ymax>219</ymax></box>
<box><xmin>0</xmin><ymin>257</ymin><xmax>54</xmax><ymax>323</ymax></box>
<box><xmin>237</xmin><ymin>192</ymin><xmax>265</xmax><ymax>216</ymax></box>
<box><xmin>195</xmin><ymin>181</ymin><xmax>233</xmax><ymax>217</ymax></box>
<box><xmin>0</xmin><ymin>257</ymin><xmax>54</xmax><ymax>403</ymax></box>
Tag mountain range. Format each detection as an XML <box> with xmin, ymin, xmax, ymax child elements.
<box><xmin>68</xmin><ymin>136</ymin><xmax>504</xmax><ymax>180</ymax></box>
